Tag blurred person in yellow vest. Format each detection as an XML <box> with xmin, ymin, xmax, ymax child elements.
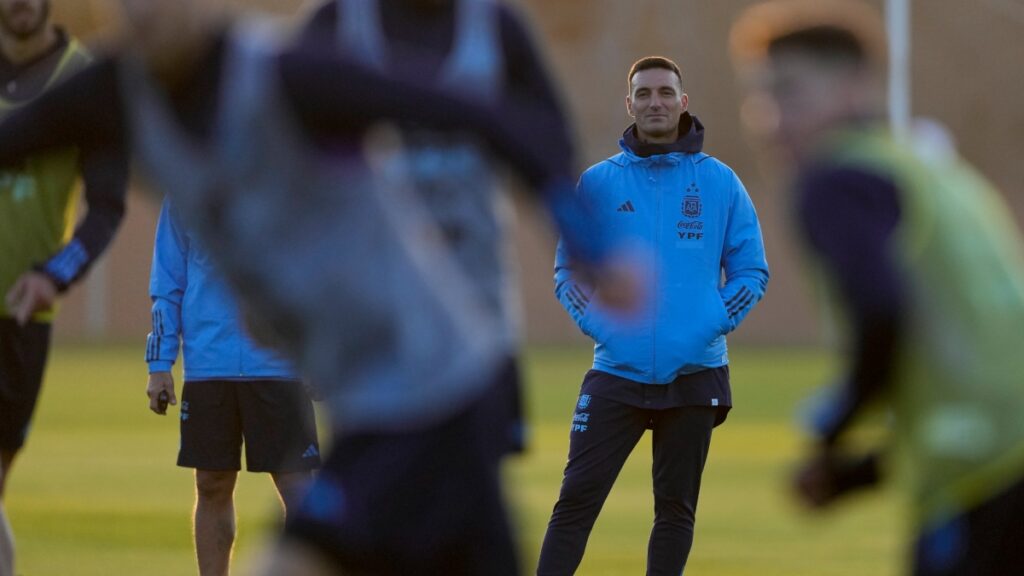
<box><xmin>731</xmin><ymin>1</ymin><xmax>1024</xmax><ymax>574</ymax></box>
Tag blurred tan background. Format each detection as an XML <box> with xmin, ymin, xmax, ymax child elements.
<box><xmin>49</xmin><ymin>0</ymin><xmax>1024</xmax><ymax>347</ymax></box>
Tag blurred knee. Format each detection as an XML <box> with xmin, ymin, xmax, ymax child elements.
<box><xmin>196</xmin><ymin>470</ymin><xmax>237</xmax><ymax>502</ymax></box>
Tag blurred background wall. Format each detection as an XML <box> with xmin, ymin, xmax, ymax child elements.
<box><xmin>47</xmin><ymin>0</ymin><xmax>1024</xmax><ymax>346</ymax></box>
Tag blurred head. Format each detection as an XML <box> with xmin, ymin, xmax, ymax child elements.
<box><xmin>0</xmin><ymin>0</ymin><xmax>50</xmax><ymax>41</ymax></box>
<box><xmin>730</xmin><ymin>0</ymin><xmax>886</xmax><ymax>162</ymax></box>
<box><xmin>117</xmin><ymin>0</ymin><xmax>224</xmax><ymax>79</ymax></box>
<box><xmin>626</xmin><ymin>56</ymin><xmax>689</xmax><ymax>144</ymax></box>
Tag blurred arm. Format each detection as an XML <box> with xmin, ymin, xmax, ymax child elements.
<box><xmin>277</xmin><ymin>45</ymin><xmax>608</xmax><ymax>265</ymax></box>
<box><xmin>554</xmin><ymin>235</ymin><xmax>595</xmax><ymax>335</ymax></box>
<box><xmin>36</xmin><ymin>147</ymin><xmax>130</xmax><ymax>291</ymax></box>
<box><xmin>797</xmin><ymin>166</ymin><xmax>906</xmax><ymax>445</ymax></box>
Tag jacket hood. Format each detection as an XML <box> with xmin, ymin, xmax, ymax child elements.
<box><xmin>620</xmin><ymin>112</ymin><xmax>705</xmax><ymax>159</ymax></box>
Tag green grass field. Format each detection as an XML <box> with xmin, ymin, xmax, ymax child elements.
<box><xmin>6</xmin><ymin>345</ymin><xmax>905</xmax><ymax>575</ymax></box>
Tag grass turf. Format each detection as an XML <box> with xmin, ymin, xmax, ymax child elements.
<box><xmin>6</xmin><ymin>344</ymin><xmax>904</xmax><ymax>575</ymax></box>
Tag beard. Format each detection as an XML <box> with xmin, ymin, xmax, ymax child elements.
<box><xmin>637</xmin><ymin>116</ymin><xmax>680</xmax><ymax>140</ymax></box>
<box><xmin>0</xmin><ymin>0</ymin><xmax>50</xmax><ymax>41</ymax></box>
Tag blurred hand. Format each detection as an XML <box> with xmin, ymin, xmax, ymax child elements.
<box><xmin>793</xmin><ymin>450</ymin><xmax>881</xmax><ymax>509</ymax></box>
<box><xmin>590</xmin><ymin>256</ymin><xmax>645</xmax><ymax>313</ymax></box>
<box><xmin>147</xmin><ymin>372</ymin><xmax>177</xmax><ymax>415</ymax></box>
<box><xmin>792</xmin><ymin>453</ymin><xmax>839</xmax><ymax>509</ymax></box>
<box><xmin>5</xmin><ymin>271</ymin><xmax>57</xmax><ymax>326</ymax></box>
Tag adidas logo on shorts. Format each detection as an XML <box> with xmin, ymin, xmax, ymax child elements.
<box><xmin>302</xmin><ymin>444</ymin><xmax>320</xmax><ymax>459</ymax></box>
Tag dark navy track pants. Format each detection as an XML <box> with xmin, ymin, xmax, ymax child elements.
<box><xmin>537</xmin><ymin>394</ymin><xmax>717</xmax><ymax>575</ymax></box>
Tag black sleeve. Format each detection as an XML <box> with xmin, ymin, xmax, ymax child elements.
<box><xmin>36</xmin><ymin>146</ymin><xmax>130</xmax><ymax>291</ymax></box>
<box><xmin>493</xmin><ymin>3</ymin><xmax>577</xmax><ymax>181</ymax></box>
<box><xmin>796</xmin><ymin>166</ymin><xmax>905</xmax><ymax>445</ymax></box>
<box><xmin>278</xmin><ymin>9</ymin><xmax>608</xmax><ymax>263</ymax></box>
<box><xmin>497</xmin><ymin>4</ymin><xmax>576</xmax><ymax>162</ymax></box>
<box><xmin>276</xmin><ymin>45</ymin><xmax>574</xmax><ymax>190</ymax></box>
<box><xmin>0</xmin><ymin>58</ymin><xmax>132</xmax><ymax>291</ymax></box>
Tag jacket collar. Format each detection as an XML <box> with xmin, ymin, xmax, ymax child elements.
<box><xmin>619</xmin><ymin>112</ymin><xmax>705</xmax><ymax>164</ymax></box>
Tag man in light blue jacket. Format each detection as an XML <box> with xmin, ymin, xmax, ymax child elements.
<box><xmin>145</xmin><ymin>198</ymin><xmax>320</xmax><ymax>576</ymax></box>
<box><xmin>538</xmin><ymin>56</ymin><xmax>769</xmax><ymax>576</ymax></box>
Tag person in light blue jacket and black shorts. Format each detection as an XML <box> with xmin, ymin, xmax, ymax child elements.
<box><xmin>538</xmin><ymin>56</ymin><xmax>769</xmax><ymax>576</ymax></box>
<box><xmin>145</xmin><ymin>198</ymin><xmax>320</xmax><ymax>576</ymax></box>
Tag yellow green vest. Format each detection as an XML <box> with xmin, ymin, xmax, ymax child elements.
<box><xmin>0</xmin><ymin>38</ymin><xmax>91</xmax><ymax>322</ymax></box>
<box><xmin>816</xmin><ymin>129</ymin><xmax>1024</xmax><ymax>529</ymax></box>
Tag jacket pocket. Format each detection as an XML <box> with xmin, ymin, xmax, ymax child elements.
<box><xmin>714</xmin><ymin>294</ymin><xmax>733</xmax><ymax>337</ymax></box>
<box><xmin>692</xmin><ymin>290</ymin><xmax>732</xmax><ymax>350</ymax></box>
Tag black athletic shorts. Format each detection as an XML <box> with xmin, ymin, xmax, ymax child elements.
<box><xmin>284</xmin><ymin>382</ymin><xmax>518</xmax><ymax>576</ymax></box>
<box><xmin>178</xmin><ymin>379</ymin><xmax>321</xmax><ymax>473</ymax></box>
<box><xmin>0</xmin><ymin>317</ymin><xmax>52</xmax><ymax>452</ymax></box>
<box><xmin>913</xmin><ymin>474</ymin><xmax>1024</xmax><ymax>575</ymax></box>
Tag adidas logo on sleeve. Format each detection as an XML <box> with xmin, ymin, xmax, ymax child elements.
<box><xmin>617</xmin><ymin>200</ymin><xmax>636</xmax><ymax>213</ymax></box>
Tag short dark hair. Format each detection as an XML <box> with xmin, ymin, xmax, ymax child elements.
<box><xmin>730</xmin><ymin>0</ymin><xmax>886</xmax><ymax>71</ymax></box>
<box><xmin>627</xmin><ymin>56</ymin><xmax>683</xmax><ymax>93</ymax></box>
<box><xmin>768</xmin><ymin>25</ymin><xmax>868</xmax><ymax>69</ymax></box>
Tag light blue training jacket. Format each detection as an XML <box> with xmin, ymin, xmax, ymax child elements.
<box><xmin>145</xmin><ymin>199</ymin><xmax>297</xmax><ymax>381</ymax></box>
<box><xmin>555</xmin><ymin>116</ymin><xmax>769</xmax><ymax>384</ymax></box>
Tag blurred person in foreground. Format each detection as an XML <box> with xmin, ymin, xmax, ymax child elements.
<box><xmin>285</xmin><ymin>0</ymin><xmax>570</xmax><ymax>571</ymax></box>
<box><xmin>731</xmin><ymin>1</ymin><xmax>1024</xmax><ymax>574</ymax></box>
<box><xmin>300</xmin><ymin>0</ymin><xmax>571</xmax><ymax>461</ymax></box>
<box><xmin>536</xmin><ymin>55</ymin><xmax>769</xmax><ymax>576</ymax></box>
<box><xmin>0</xmin><ymin>1</ymin><xmax>121</xmax><ymax>575</ymax></box>
<box><xmin>0</xmin><ymin>0</ymin><xmax>639</xmax><ymax>574</ymax></box>
<box><xmin>145</xmin><ymin>198</ymin><xmax>320</xmax><ymax>576</ymax></box>
<box><xmin>281</xmin><ymin>1</ymin><xmax>647</xmax><ymax>573</ymax></box>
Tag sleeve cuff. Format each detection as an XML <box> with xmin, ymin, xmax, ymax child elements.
<box><xmin>148</xmin><ymin>361</ymin><xmax>174</xmax><ymax>374</ymax></box>
<box><xmin>37</xmin><ymin>238</ymin><xmax>91</xmax><ymax>292</ymax></box>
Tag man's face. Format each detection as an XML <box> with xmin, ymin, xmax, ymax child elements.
<box><xmin>740</xmin><ymin>52</ymin><xmax>862</xmax><ymax>159</ymax></box>
<box><xmin>627</xmin><ymin>68</ymin><xmax>688</xmax><ymax>142</ymax></box>
<box><xmin>0</xmin><ymin>0</ymin><xmax>50</xmax><ymax>41</ymax></box>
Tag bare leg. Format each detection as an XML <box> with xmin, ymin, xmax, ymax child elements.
<box><xmin>270</xmin><ymin>471</ymin><xmax>313</xmax><ymax>520</ymax></box>
<box><xmin>0</xmin><ymin>450</ymin><xmax>17</xmax><ymax>576</ymax></box>
<box><xmin>194</xmin><ymin>470</ymin><xmax>238</xmax><ymax>576</ymax></box>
